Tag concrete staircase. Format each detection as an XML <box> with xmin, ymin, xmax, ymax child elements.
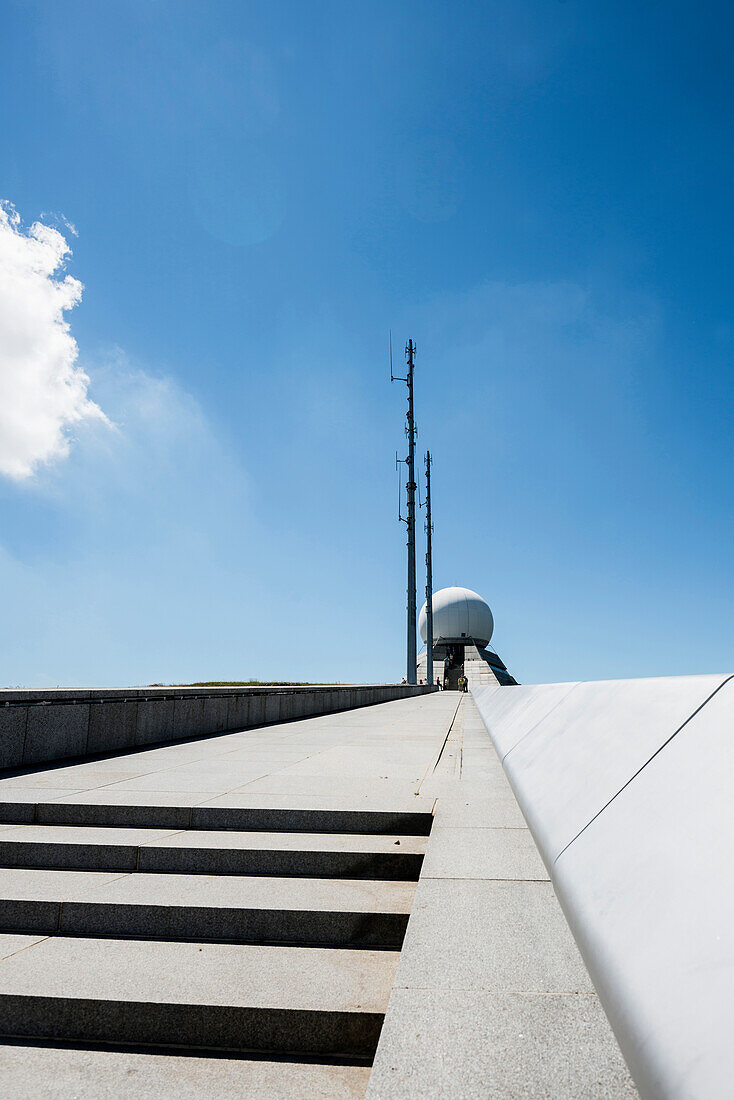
<box><xmin>463</xmin><ymin>643</ymin><xmax>518</xmax><ymax>688</ymax></box>
<box><xmin>0</xmin><ymin>801</ymin><xmax>432</xmax><ymax>1097</ymax></box>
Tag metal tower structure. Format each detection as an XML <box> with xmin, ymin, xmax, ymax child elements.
<box><xmin>392</xmin><ymin>337</ymin><xmax>418</xmax><ymax>684</ymax></box>
<box><xmin>424</xmin><ymin>450</ymin><xmax>434</xmax><ymax>686</ymax></box>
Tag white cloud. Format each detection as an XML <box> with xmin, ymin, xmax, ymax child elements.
<box><xmin>0</xmin><ymin>202</ymin><xmax>108</xmax><ymax>480</ymax></box>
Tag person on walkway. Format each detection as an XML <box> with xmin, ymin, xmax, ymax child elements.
<box><xmin>435</xmin><ymin>677</ymin><xmax>441</xmax><ymax>690</ymax></box>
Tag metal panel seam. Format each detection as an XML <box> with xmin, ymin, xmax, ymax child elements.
<box><xmin>551</xmin><ymin>672</ymin><xmax>734</xmax><ymax>867</ymax></box>
<box><xmin>498</xmin><ymin>682</ymin><xmax>583</xmax><ymax>762</ymax></box>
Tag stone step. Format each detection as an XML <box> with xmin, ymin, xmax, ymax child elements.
<box><xmin>0</xmin><ymin>800</ymin><xmax>434</xmax><ymax>836</ymax></box>
<box><xmin>0</xmin><ymin>868</ymin><xmax>414</xmax><ymax>947</ymax></box>
<box><xmin>0</xmin><ymin>934</ymin><xmax>398</xmax><ymax>1058</ymax></box>
<box><xmin>0</xmin><ymin>1042</ymin><xmax>371</xmax><ymax>1100</ymax></box>
<box><xmin>0</xmin><ymin>825</ymin><xmax>426</xmax><ymax>879</ymax></box>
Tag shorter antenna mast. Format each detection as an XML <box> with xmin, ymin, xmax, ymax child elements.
<box><xmin>425</xmin><ymin>450</ymin><xmax>434</xmax><ymax>687</ymax></box>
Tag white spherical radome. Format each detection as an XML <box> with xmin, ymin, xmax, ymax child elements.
<box><xmin>419</xmin><ymin>586</ymin><xmax>494</xmax><ymax>648</ymax></box>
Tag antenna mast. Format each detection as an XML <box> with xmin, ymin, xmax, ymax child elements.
<box><xmin>424</xmin><ymin>450</ymin><xmax>434</xmax><ymax>686</ymax></box>
<box><xmin>392</xmin><ymin>337</ymin><xmax>418</xmax><ymax>684</ymax></box>
<box><xmin>406</xmin><ymin>340</ymin><xmax>417</xmax><ymax>684</ymax></box>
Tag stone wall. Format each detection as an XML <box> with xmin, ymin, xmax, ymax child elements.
<box><xmin>0</xmin><ymin>684</ymin><xmax>433</xmax><ymax>771</ymax></box>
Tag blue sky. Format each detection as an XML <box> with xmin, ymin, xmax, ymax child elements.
<box><xmin>1</xmin><ymin>0</ymin><xmax>733</xmax><ymax>687</ymax></box>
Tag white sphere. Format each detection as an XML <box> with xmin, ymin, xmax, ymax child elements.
<box><xmin>419</xmin><ymin>586</ymin><xmax>494</xmax><ymax>648</ymax></box>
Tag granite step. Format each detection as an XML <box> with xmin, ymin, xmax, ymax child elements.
<box><xmin>0</xmin><ymin>1041</ymin><xmax>371</xmax><ymax>1100</ymax></box>
<box><xmin>0</xmin><ymin>800</ymin><xmax>434</xmax><ymax>836</ymax></box>
<box><xmin>0</xmin><ymin>934</ymin><xmax>398</xmax><ymax>1058</ymax></box>
<box><xmin>0</xmin><ymin>825</ymin><xmax>426</xmax><ymax>879</ymax></box>
<box><xmin>0</xmin><ymin>868</ymin><xmax>415</xmax><ymax>946</ymax></box>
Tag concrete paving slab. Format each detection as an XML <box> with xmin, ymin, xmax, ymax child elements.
<box><xmin>367</xmin><ymin>989</ymin><xmax>636</xmax><ymax>1099</ymax></box>
<box><xmin>44</xmin><ymin>756</ymin><xmax>165</xmax><ymax>775</ymax></box>
<box><xmin>0</xmin><ymin>1043</ymin><xmax>371</xmax><ymax>1099</ymax></box>
<box><xmin>457</xmin><ymin>743</ymin><xmax>502</xmax><ymax>759</ymax></box>
<box><xmin>0</xmin><ymin>934</ymin><xmax>49</xmax><ymax>960</ymax></box>
<box><xmin>0</xmin><ymin>771</ymin><xmax>109</xmax><ymax>789</ymax></box>
<box><xmin>453</xmin><ymin>758</ymin><xmax>507</xmax><ymax>779</ymax></box>
<box><xmin>0</xmin><ymin>869</ymin><xmax>126</xmax><ymax>899</ymax></box>
<box><xmin>102</xmin><ymin>767</ymin><xmax>270</xmax><ymax>793</ymax></box>
<box><xmin>421</xmin><ymin>826</ymin><xmax>548</xmax><ymax>880</ymax></box>
<box><xmin>72</xmin><ymin>871</ymin><xmax>416</xmax><ymax>912</ymax></box>
<box><xmin>0</xmin><ymin>936</ymin><xmax>398</xmax><ymax>1056</ymax></box>
<box><xmin>277</xmin><ymin>752</ymin><xmax>433</xmax><ymax>780</ymax></box>
<box><xmin>393</xmin><ymin>878</ymin><xmax>594</xmax><ymax>993</ymax></box>
<box><xmin>46</xmin><ymin>790</ymin><xmax>214</xmax><ymax>807</ymax></box>
<box><xmin>140</xmin><ymin>829</ymin><xmax>427</xmax><ymax>854</ymax></box>
<box><xmin>447</xmin><ymin>765</ymin><xmax>509</xmax><ymax>784</ymax></box>
<box><xmin>216</xmin><ymin>747</ymin><xmax>315</xmax><ymax>761</ymax></box>
<box><xmin>431</xmin><ymin>792</ymin><xmax>526</xmax><ymax>828</ymax></box>
<box><xmin>49</xmin><ymin>772</ymin><xmax>145</xmax><ymax>788</ymax></box>
<box><xmin>0</xmin><ymin>824</ymin><xmax>181</xmax><ymax>845</ymax></box>
<box><xmin>0</xmin><ymin>786</ymin><xmax>85</xmax><ymax>801</ymax></box>
<box><xmin>96</xmin><ymin>747</ymin><xmax>223</xmax><ymax>767</ymax></box>
<box><xmin>0</xmin><ymin>787</ymin><xmax>88</xmax><ymax>804</ymax></box>
<box><xmin>421</xmin><ymin>768</ymin><xmax>511</xmax><ymax>799</ymax></box>
<box><xmin>235</xmin><ymin>776</ymin><xmax>428</xmax><ymax>800</ymax></box>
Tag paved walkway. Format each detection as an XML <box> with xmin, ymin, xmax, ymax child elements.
<box><xmin>0</xmin><ymin>691</ymin><xmax>455</xmax><ymax>814</ymax></box>
<box><xmin>0</xmin><ymin>692</ymin><xmax>635</xmax><ymax>1097</ymax></box>
<box><xmin>368</xmin><ymin>694</ymin><xmax>636</xmax><ymax>1098</ymax></box>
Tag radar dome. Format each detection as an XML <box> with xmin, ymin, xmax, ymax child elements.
<box><xmin>419</xmin><ymin>586</ymin><xmax>494</xmax><ymax>648</ymax></box>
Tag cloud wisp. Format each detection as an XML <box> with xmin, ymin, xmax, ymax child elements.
<box><xmin>0</xmin><ymin>202</ymin><xmax>108</xmax><ymax>480</ymax></box>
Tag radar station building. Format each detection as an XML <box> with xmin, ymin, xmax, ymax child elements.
<box><xmin>417</xmin><ymin>586</ymin><xmax>517</xmax><ymax>689</ymax></box>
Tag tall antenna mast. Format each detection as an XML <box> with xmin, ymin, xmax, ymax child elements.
<box><xmin>424</xmin><ymin>450</ymin><xmax>434</xmax><ymax>687</ymax></box>
<box><xmin>392</xmin><ymin>337</ymin><xmax>418</xmax><ymax>684</ymax></box>
<box><xmin>405</xmin><ymin>340</ymin><xmax>417</xmax><ymax>684</ymax></box>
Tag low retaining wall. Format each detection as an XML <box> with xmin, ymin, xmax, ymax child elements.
<box><xmin>0</xmin><ymin>684</ymin><xmax>433</xmax><ymax>771</ymax></box>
